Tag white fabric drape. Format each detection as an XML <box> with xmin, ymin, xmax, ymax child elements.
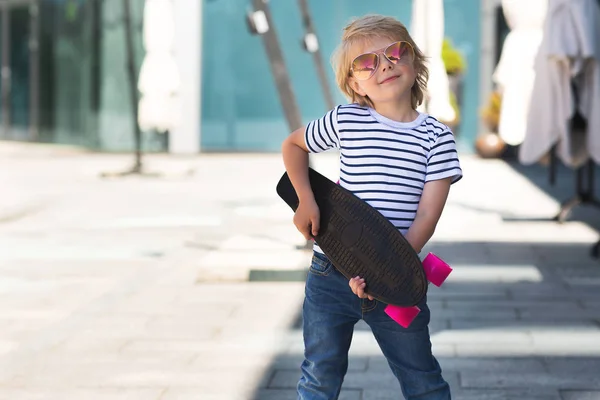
<box><xmin>410</xmin><ymin>0</ymin><xmax>455</xmax><ymax>123</ymax></box>
<box><xmin>519</xmin><ymin>0</ymin><xmax>600</xmax><ymax>167</ymax></box>
<box><xmin>137</xmin><ymin>0</ymin><xmax>181</xmax><ymax>133</ymax></box>
<box><xmin>493</xmin><ymin>0</ymin><xmax>547</xmax><ymax>146</ymax></box>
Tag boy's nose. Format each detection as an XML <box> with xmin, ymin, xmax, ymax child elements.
<box><xmin>381</xmin><ymin>56</ymin><xmax>395</xmax><ymax>70</ymax></box>
<box><xmin>381</xmin><ymin>63</ymin><xmax>394</xmax><ymax>74</ymax></box>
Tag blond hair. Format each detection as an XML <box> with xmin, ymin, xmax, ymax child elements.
<box><xmin>331</xmin><ymin>14</ymin><xmax>429</xmax><ymax>110</ymax></box>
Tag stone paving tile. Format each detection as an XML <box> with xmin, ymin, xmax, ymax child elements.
<box><xmin>269</xmin><ymin>370</ymin><xmax>397</xmax><ymax>390</ymax></box>
<box><xmin>432</xmin><ymin>329</ymin><xmax>532</xmax><ymax>345</ymax></box>
<box><xmin>521</xmin><ymin>308</ymin><xmax>600</xmax><ymax>320</ymax></box>
<box><xmin>269</xmin><ymin>369</ymin><xmax>461</xmax><ymax>392</ymax></box>
<box><xmin>161</xmin><ymin>386</ymin><xmax>264</xmax><ymax>400</ymax></box>
<box><xmin>430</xmin><ymin>284</ymin><xmax>512</xmax><ymax>301</ymax></box>
<box><xmin>121</xmin><ymin>339</ymin><xmax>217</xmax><ymax>354</ymax></box>
<box><xmin>437</xmin><ymin>357</ymin><xmax>547</xmax><ymax>373</ymax></box>
<box><xmin>142</xmin><ymin>317</ymin><xmax>222</xmax><ymax>340</ymax></box>
<box><xmin>429</xmin><ymin>308</ymin><xmax>520</xmax><ymax>320</ymax></box>
<box><xmin>428</xmin><ymin>291</ymin><xmax>511</xmax><ymax>301</ymax></box>
<box><xmin>361</xmin><ymin>389</ymin><xmax>409</xmax><ymax>400</ymax></box>
<box><xmin>560</xmin><ymin>390</ymin><xmax>600</xmax><ymax>400</ymax></box>
<box><xmin>461</xmin><ymin>372</ymin><xmax>600</xmax><ymax>389</ymax></box>
<box><xmin>451</xmin><ymin>389</ymin><xmax>562</xmax><ymax>400</ymax></box>
<box><xmin>486</xmin><ymin>245</ymin><xmax>543</xmax><ymax>262</ymax></box>
<box><xmin>51</xmin><ymin>336</ymin><xmax>130</xmax><ymax>355</ymax></box>
<box><xmin>530</xmin><ymin>330</ymin><xmax>600</xmax><ymax>347</ymax></box>
<box><xmin>6</xmin><ymin>364</ymin><xmax>243</xmax><ymax>389</ymax></box>
<box><xmin>361</xmin><ymin>387</ymin><xmax>562</xmax><ymax>400</ymax></box>
<box><xmin>0</xmin><ymin>341</ymin><xmax>17</xmax><ymax>357</ymax></box>
<box><xmin>190</xmin><ymin>353</ymin><xmax>279</xmax><ymax>370</ymax></box>
<box><xmin>35</xmin><ymin>351</ymin><xmax>195</xmax><ymax>366</ymax></box>
<box><xmin>53</xmin><ymin>315</ymin><xmax>152</xmax><ymax>340</ymax></box>
<box><xmin>0</xmin><ymin>389</ymin><xmax>165</xmax><ymax>400</ymax></box>
<box><xmin>543</xmin><ymin>357</ymin><xmax>600</xmax><ymax>374</ymax></box>
<box><xmin>366</xmin><ymin>356</ymin><xmax>550</xmax><ymax>387</ymax></box>
<box><xmin>444</xmin><ymin>298</ymin><xmax>582</xmax><ymax>309</ymax></box>
<box><xmin>252</xmin><ymin>388</ymin><xmax>362</xmax><ymax>400</ymax></box>
<box><xmin>446</xmin><ymin>265</ymin><xmax>547</xmax><ymax>284</ymax></box>
<box><xmin>269</xmin><ymin>354</ymin><xmax>368</xmax><ymax>372</ymax></box>
<box><xmin>448</xmin><ymin>319</ymin><xmax>600</xmax><ymax>330</ymax></box>
<box><xmin>454</xmin><ymin>343</ymin><xmax>539</xmax><ymax>357</ymax></box>
<box><xmin>537</xmin><ymin>247</ymin><xmax>600</xmax><ymax>264</ymax></box>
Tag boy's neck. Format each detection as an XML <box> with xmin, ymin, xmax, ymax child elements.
<box><xmin>372</xmin><ymin>100</ymin><xmax>419</xmax><ymax>123</ymax></box>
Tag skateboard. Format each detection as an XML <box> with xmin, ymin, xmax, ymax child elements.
<box><xmin>276</xmin><ymin>167</ymin><xmax>453</xmax><ymax>327</ymax></box>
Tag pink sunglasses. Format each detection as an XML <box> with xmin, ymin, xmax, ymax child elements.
<box><xmin>351</xmin><ymin>41</ymin><xmax>415</xmax><ymax>81</ymax></box>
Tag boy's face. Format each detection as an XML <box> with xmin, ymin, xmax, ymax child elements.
<box><xmin>348</xmin><ymin>36</ymin><xmax>416</xmax><ymax>107</ymax></box>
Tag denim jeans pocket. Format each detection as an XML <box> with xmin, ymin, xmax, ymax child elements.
<box><xmin>309</xmin><ymin>253</ymin><xmax>333</xmax><ymax>276</ymax></box>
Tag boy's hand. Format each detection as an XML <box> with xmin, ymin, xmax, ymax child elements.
<box><xmin>293</xmin><ymin>198</ymin><xmax>320</xmax><ymax>240</ymax></box>
<box><xmin>349</xmin><ymin>276</ymin><xmax>374</xmax><ymax>300</ymax></box>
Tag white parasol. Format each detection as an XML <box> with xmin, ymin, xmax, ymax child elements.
<box><xmin>410</xmin><ymin>0</ymin><xmax>455</xmax><ymax>123</ymax></box>
<box><xmin>137</xmin><ymin>0</ymin><xmax>181</xmax><ymax>133</ymax></box>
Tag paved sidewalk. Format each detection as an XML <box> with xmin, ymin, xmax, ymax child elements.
<box><xmin>1</xmin><ymin>141</ymin><xmax>600</xmax><ymax>399</ymax></box>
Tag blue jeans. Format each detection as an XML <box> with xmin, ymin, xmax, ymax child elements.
<box><xmin>297</xmin><ymin>251</ymin><xmax>450</xmax><ymax>400</ymax></box>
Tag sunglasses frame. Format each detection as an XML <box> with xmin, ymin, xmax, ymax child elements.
<box><xmin>350</xmin><ymin>41</ymin><xmax>415</xmax><ymax>81</ymax></box>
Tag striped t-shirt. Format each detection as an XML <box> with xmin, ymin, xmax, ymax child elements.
<box><xmin>304</xmin><ymin>103</ymin><xmax>463</xmax><ymax>254</ymax></box>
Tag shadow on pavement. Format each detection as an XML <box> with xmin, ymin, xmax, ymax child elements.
<box><xmin>248</xmin><ymin>239</ymin><xmax>600</xmax><ymax>400</ymax></box>
<box><xmin>505</xmin><ymin>158</ymin><xmax>600</xmax><ymax>232</ymax></box>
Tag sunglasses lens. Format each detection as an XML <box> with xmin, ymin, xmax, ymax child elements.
<box><xmin>385</xmin><ymin>42</ymin><xmax>414</xmax><ymax>64</ymax></box>
<box><xmin>352</xmin><ymin>53</ymin><xmax>378</xmax><ymax>80</ymax></box>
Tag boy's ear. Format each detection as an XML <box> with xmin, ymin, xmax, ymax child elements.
<box><xmin>349</xmin><ymin>77</ymin><xmax>367</xmax><ymax>97</ymax></box>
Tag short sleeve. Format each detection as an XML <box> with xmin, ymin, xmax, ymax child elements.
<box><xmin>426</xmin><ymin>130</ymin><xmax>463</xmax><ymax>183</ymax></box>
<box><xmin>304</xmin><ymin>106</ymin><xmax>341</xmax><ymax>153</ymax></box>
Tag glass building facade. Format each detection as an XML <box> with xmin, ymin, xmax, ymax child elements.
<box><xmin>0</xmin><ymin>0</ymin><xmax>161</xmax><ymax>151</ymax></box>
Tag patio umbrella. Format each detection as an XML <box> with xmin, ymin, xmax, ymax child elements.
<box><xmin>493</xmin><ymin>0</ymin><xmax>547</xmax><ymax>147</ymax></box>
<box><xmin>410</xmin><ymin>0</ymin><xmax>455</xmax><ymax>123</ymax></box>
<box><xmin>137</xmin><ymin>0</ymin><xmax>181</xmax><ymax>133</ymax></box>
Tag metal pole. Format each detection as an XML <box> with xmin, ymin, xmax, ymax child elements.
<box><xmin>91</xmin><ymin>0</ymin><xmax>102</xmax><ymax>148</ymax></box>
<box><xmin>123</xmin><ymin>0</ymin><xmax>142</xmax><ymax>173</ymax></box>
<box><xmin>1</xmin><ymin>4</ymin><xmax>11</xmax><ymax>139</ymax></box>
<box><xmin>249</xmin><ymin>0</ymin><xmax>303</xmax><ymax>132</ymax></box>
<box><xmin>295</xmin><ymin>0</ymin><xmax>331</xmax><ymax>250</ymax></box>
<box><xmin>101</xmin><ymin>0</ymin><xmax>163</xmax><ymax>178</ymax></box>
<box><xmin>248</xmin><ymin>0</ymin><xmax>317</xmax><ymax>249</ymax></box>
<box><xmin>29</xmin><ymin>0</ymin><xmax>39</xmax><ymax>141</ymax></box>
<box><xmin>297</xmin><ymin>0</ymin><xmax>334</xmax><ymax>110</ymax></box>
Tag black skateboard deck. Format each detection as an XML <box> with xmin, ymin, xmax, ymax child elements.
<box><xmin>276</xmin><ymin>168</ymin><xmax>428</xmax><ymax>307</ymax></box>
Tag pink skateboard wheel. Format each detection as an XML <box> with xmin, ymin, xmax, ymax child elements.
<box><xmin>384</xmin><ymin>304</ymin><xmax>421</xmax><ymax>328</ymax></box>
<box><xmin>422</xmin><ymin>252</ymin><xmax>452</xmax><ymax>287</ymax></box>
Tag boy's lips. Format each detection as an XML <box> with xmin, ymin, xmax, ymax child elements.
<box><xmin>379</xmin><ymin>75</ymin><xmax>399</xmax><ymax>84</ymax></box>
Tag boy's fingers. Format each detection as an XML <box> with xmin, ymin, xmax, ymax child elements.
<box><xmin>311</xmin><ymin>217</ymin><xmax>320</xmax><ymax>236</ymax></box>
<box><xmin>349</xmin><ymin>278</ymin><xmax>373</xmax><ymax>300</ymax></box>
<box><xmin>350</xmin><ymin>278</ymin><xmax>374</xmax><ymax>299</ymax></box>
<box><xmin>357</xmin><ymin>283</ymin><xmax>365</xmax><ymax>298</ymax></box>
<box><xmin>349</xmin><ymin>278</ymin><xmax>359</xmax><ymax>295</ymax></box>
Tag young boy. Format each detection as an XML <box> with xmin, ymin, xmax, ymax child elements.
<box><xmin>281</xmin><ymin>14</ymin><xmax>462</xmax><ymax>400</ymax></box>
